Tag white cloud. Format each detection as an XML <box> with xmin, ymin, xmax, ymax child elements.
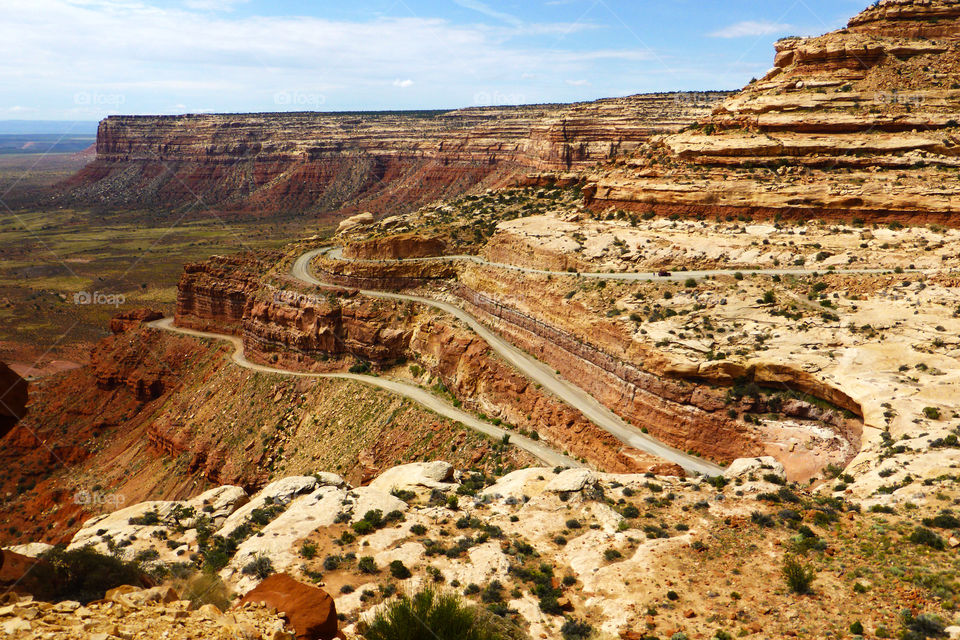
<box><xmin>0</xmin><ymin>0</ymin><xmax>662</xmax><ymax>118</ymax></box>
<box><xmin>709</xmin><ymin>20</ymin><xmax>791</xmax><ymax>38</ymax></box>
<box><xmin>565</xmin><ymin>79</ymin><xmax>591</xmax><ymax>86</ymax></box>
<box><xmin>453</xmin><ymin>0</ymin><xmax>522</xmax><ymax>27</ymax></box>
<box><xmin>182</xmin><ymin>0</ymin><xmax>249</xmax><ymax>10</ymax></box>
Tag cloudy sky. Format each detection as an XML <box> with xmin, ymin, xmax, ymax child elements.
<box><xmin>1</xmin><ymin>0</ymin><xmax>868</xmax><ymax>120</ymax></box>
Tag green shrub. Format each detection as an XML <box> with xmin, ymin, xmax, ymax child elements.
<box><xmin>389</xmin><ymin>560</ymin><xmax>412</xmax><ymax>580</ymax></box>
<box><xmin>34</xmin><ymin>545</ymin><xmax>148</xmax><ymax>604</ymax></box>
<box><xmin>782</xmin><ymin>557</ymin><xmax>815</xmax><ymax>594</ymax></box>
<box><xmin>176</xmin><ymin>571</ymin><xmax>233</xmax><ymax>611</ymax></box>
<box><xmin>900</xmin><ymin>611</ymin><xmax>946</xmax><ymax>639</ymax></box>
<box><xmin>241</xmin><ymin>554</ymin><xmax>274</xmax><ymax>580</ymax></box>
<box><xmin>908</xmin><ymin>527</ymin><xmax>945</xmax><ymax>550</ymax></box>
<box><xmin>560</xmin><ymin>618</ymin><xmax>593</xmax><ymax>640</ymax></box>
<box><xmin>363</xmin><ymin>587</ymin><xmax>505</xmax><ymax>640</ymax></box>
<box><xmin>358</xmin><ymin>556</ymin><xmax>378</xmax><ymax>574</ymax></box>
<box><xmin>300</xmin><ymin>542</ymin><xmax>318</xmax><ymax>559</ymax></box>
<box><xmin>603</xmin><ymin>548</ymin><xmax>623</xmax><ymax>561</ymax></box>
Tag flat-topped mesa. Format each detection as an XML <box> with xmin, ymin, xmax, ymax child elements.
<box><xmin>583</xmin><ymin>0</ymin><xmax>960</xmax><ymax>224</ymax></box>
<box><xmin>59</xmin><ymin>93</ymin><xmax>727</xmax><ymax>217</ymax></box>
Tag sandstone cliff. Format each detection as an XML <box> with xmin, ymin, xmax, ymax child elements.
<box><xmin>581</xmin><ymin>0</ymin><xmax>960</xmax><ymax>225</ymax></box>
<box><xmin>59</xmin><ymin>94</ymin><xmax>727</xmax><ymax>216</ymax></box>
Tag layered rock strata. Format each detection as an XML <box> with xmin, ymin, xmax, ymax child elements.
<box><xmin>60</xmin><ymin>93</ymin><xmax>727</xmax><ymax>215</ymax></box>
<box><xmin>581</xmin><ymin>0</ymin><xmax>960</xmax><ymax>224</ymax></box>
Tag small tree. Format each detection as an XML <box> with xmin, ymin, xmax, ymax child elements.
<box><xmin>782</xmin><ymin>557</ymin><xmax>815</xmax><ymax>595</ymax></box>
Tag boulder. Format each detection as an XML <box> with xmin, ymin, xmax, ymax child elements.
<box><xmin>186</xmin><ymin>485</ymin><xmax>250</xmax><ymax>523</ymax></box>
<box><xmin>0</xmin><ymin>550</ymin><xmax>56</xmax><ymax>600</ymax></box>
<box><xmin>0</xmin><ymin>362</ymin><xmax>28</xmax><ymax>439</ymax></box>
<box><xmin>237</xmin><ymin>574</ymin><xmax>338</xmax><ymax>640</ymax></box>
<box><xmin>368</xmin><ymin>461</ymin><xmax>456</xmax><ymax>494</ymax></box>
<box><xmin>337</xmin><ymin>212</ymin><xmax>375</xmax><ymax>234</ymax></box>
<box><xmin>724</xmin><ymin>457</ymin><xmax>787</xmax><ymax>483</ymax></box>
<box><xmin>546</xmin><ymin>469</ymin><xmax>597</xmax><ymax>493</ymax></box>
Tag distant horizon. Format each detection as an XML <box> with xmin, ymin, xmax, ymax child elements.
<box><xmin>0</xmin><ymin>87</ymin><xmax>740</xmax><ymax>134</ymax></box>
<box><xmin>2</xmin><ymin>0</ymin><xmax>862</xmax><ymax>121</ymax></box>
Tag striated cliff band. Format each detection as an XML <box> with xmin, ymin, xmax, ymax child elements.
<box><xmin>571</xmin><ymin>0</ymin><xmax>960</xmax><ymax>225</ymax></box>
<box><xmin>57</xmin><ymin>93</ymin><xmax>727</xmax><ymax>217</ymax></box>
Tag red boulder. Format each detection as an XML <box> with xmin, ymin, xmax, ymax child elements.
<box><xmin>237</xmin><ymin>573</ymin><xmax>338</xmax><ymax>640</ymax></box>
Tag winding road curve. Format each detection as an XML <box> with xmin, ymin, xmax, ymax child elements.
<box><xmin>147</xmin><ymin>317</ymin><xmax>577</xmax><ymax>469</ymax></box>
<box><xmin>293</xmin><ymin>249</ymin><xmax>725</xmax><ymax>477</ymax></box>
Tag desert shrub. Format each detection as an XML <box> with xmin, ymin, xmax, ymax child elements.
<box><xmin>560</xmin><ymin>618</ymin><xmax>593</xmax><ymax>640</ymax></box>
<box><xmin>410</xmin><ymin>524</ymin><xmax>427</xmax><ymax>536</ymax></box>
<box><xmin>621</xmin><ymin>505</ymin><xmax>640</xmax><ymax>519</ymax></box>
<box><xmin>603</xmin><ymin>548</ymin><xmax>623</xmax><ymax>561</ymax></box>
<box><xmin>353</xmin><ymin>520</ymin><xmax>375</xmax><ymax>535</ymax></box>
<box><xmin>300</xmin><ymin>542</ymin><xmax>318</xmax><ymax>559</ymax></box>
<box><xmin>908</xmin><ymin>527</ymin><xmax>945</xmax><ymax>550</ymax></box>
<box><xmin>481</xmin><ymin>581</ymin><xmax>504</xmax><ymax>604</ymax></box>
<box><xmin>176</xmin><ymin>571</ymin><xmax>233</xmax><ymax>611</ymax></box>
<box><xmin>782</xmin><ymin>557</ymin><xmax>815</xmax><ymax>594</ymax></box>
<box><xmin>127</xmin><ymin>508</ymin><xmax>161</xmax><ymax>526</ymax></box>
<box><xmin>363</xmin><ymin>587</ymin><xmax>504</xmax><ymax>640</ymax></box>
<box><xmin>323</xmin><ymin>555</ymin><xmax>342</xmax><ymax>571</ymax></box>
<box><xmin>922</xmin><ymin>512</ymin><xmax>960</xmax><ymax>529</ymax></box>
<box><xmin>565</xmin><ymin>519</ymin><xmax>582</xmax><ymax>530</ymax></box>
<box><xmin>358</xmin><ymin>556</ymin><xmax>378</xmax><ymax>574</ymax></box>
<box><xmin>900</xmin><ymin>611</ymin><xmax>946</xmax><ymax>639</ymax></box>
<box><xmin>34</xmin><ymin>545</ymin><xmax>148</xmax><ymax>603</ymax></box>
<box><xmin>241</xmin><ymin>554</ymin><xmax>274</xmax><ymax>580</ymax></box>
<box><xmin>850</xmin><ymin>621</ymin><xmax>864</xmax><ymax>635</ymax></box>
<box><xmin>389</xmin><ymin>560</ymin><xmax>412</xmax><ymax>580</ymax></box>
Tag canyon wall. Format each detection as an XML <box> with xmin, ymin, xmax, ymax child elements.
<box><xmin>58</xmin><ymin>93</ymin><xmax>727</xmax><ymax>217</ymax></box>
<box><xmin>174</xmin><ymin>254</ymin><xmax>681</xmax><ymax>474</ymax></box>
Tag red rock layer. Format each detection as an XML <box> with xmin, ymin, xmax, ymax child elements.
<box><xmin>176</xmin><ymin>255</ymin><xmax>673</xmax><ymax>474</ymax></box>
<box><xmin>57</xmin><ymin>94</ymin><xmax>727</xmax><ymax>216</ymax></box>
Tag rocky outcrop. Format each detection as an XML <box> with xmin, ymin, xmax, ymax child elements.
<box><xmin>342</xmin><ymin>233</ymin><xmax>448</xmax><ymax>260</ymax></box>
<box><xmin>109</xmin><ymin>308</ymin><xmax>164</xmax><ymax>334</ymax></box>
<box><xmin>175</xmin><ymin>253</ymin><xmax>279</xmax><ymax>334</ymax></box>
<box><xmin>583</xmin><ymin>0</ymin><xmax>960</xmax><ymax>225</ymax></box>
<box><xmin>0</xmin><ymin>362</ymin><xmax>28</xmax><ymax>439</ymax></box>
<box><xmin>57</xmin><ymin>94</ymin><xmax>727</xmax><ymax>216</ymax></box>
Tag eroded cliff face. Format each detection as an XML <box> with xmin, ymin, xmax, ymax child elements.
<box><xmin>175</xmin><ymin>253</ymin><xmax>678</xmax><ymax>474</ymax></box>
<box><xmin>59</xmin><ymin>94</ymin><xmax>727</xmax><ymax>216</ymax></box>
<box><xmin>581</xmin><ymin>0</ymin><xmax>960</xmax><ymax>225</ymax></box>
<box><xmin>0</xmin><ymin>316</ymin><xmax>529</xmax><ymax>546</ymax></box>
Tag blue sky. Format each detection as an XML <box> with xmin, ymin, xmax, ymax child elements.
<box><xmin>1</xmin><ymin>0</ymin><xmax>869</xmax><ymax>120</ymax></box>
